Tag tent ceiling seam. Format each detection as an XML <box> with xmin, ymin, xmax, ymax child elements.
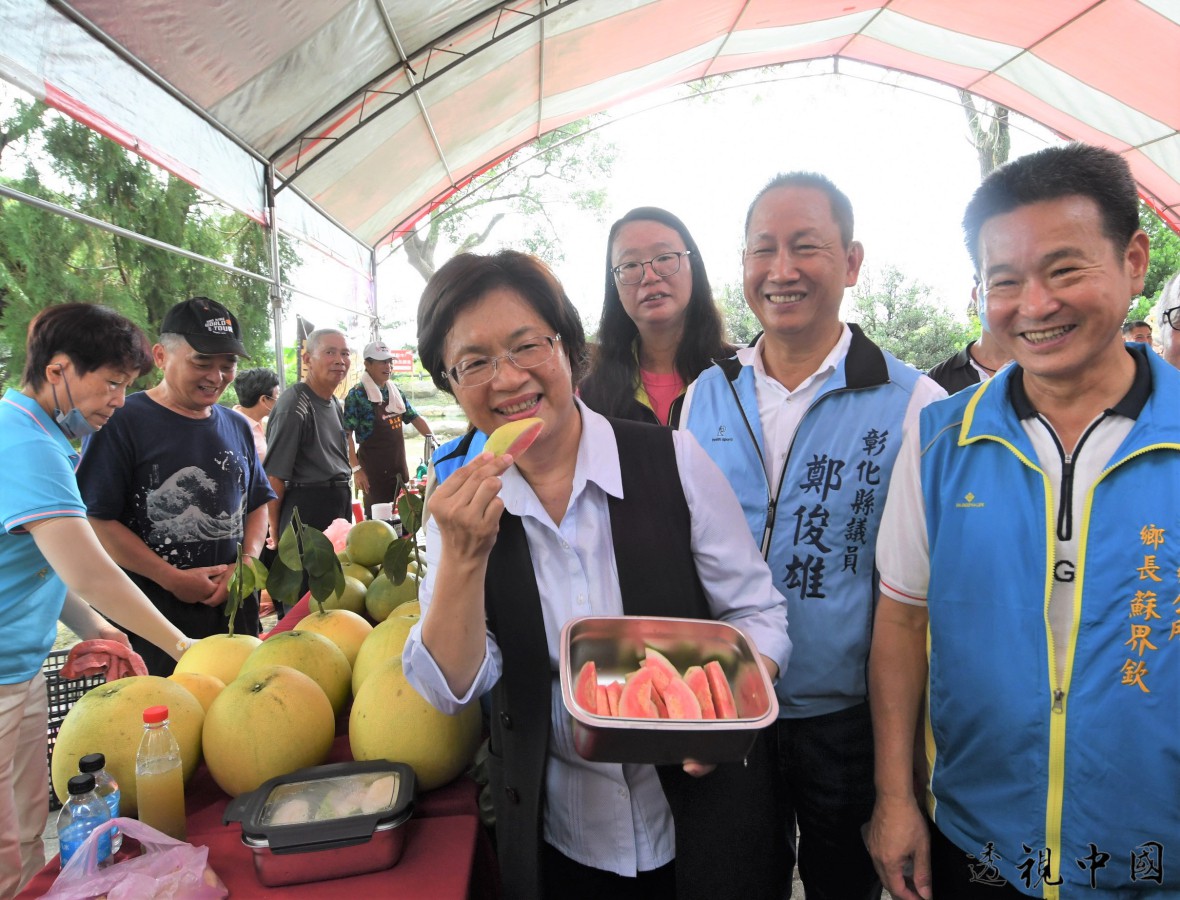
<box><xmin>537</xmin><ymin>1</ymin><xmax>546</xmax><ymax>141</ymax></box>
<box><xmin>962</xmin><ymin>0</ymin><xmax>1109</xmax><ymax>93</ymax></box>
<box><xmin>273</xmin><ymin>0</ymin><xmax>580</xmax><ymax>186</ymax></box>
<box><xmin>373</xmin><ymin>0</ymin><xmax>455</xmax><ymax>188</ymax></box>
<box><xmin>703</xmin><ymin>0</ymin><xmax>753</xmax><ymax>80</ymax></box>
<box><xmin>46</xmin><ymin>0</ymin><xmax>267</xmax><ymax>168</ymax></box>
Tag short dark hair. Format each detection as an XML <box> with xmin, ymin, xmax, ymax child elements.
<box><xmin>234</xmin><ymin>367</ymin><xmax>280</xmax><ymax>407</ymax></box>
<box><xmin>1122</xmin><ymin>320</ymin><xmax>1151</xmax><ymax>334</ymax></box>
<box><xmin>962</xmin><ymin>143</ymin><xmax>1141</xmax><ymax>271</ymax></box>
<box><xmin>580</xmin><ymin>207</ymin><xmax>732</xmax><ymax>418</ymax></box>
<box><xmin>417</xmin><ymin>250</ymin><xmax>587</xmax><ymax>394</ymax></box>
<box><xmin>744</xmin><ymin>172</ymin><xmax>855</xmax><ymax>247</ymax></box>
<box><xmin>23</xmin><ymin>303</ymin><xmax>153</xmax><ymax>391</ymax></box>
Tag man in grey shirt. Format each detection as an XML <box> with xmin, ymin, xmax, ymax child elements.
<box><xmin>264</xmin><ymin>329</ymin><xmax>354</xmax><ymax>553</ymax></box>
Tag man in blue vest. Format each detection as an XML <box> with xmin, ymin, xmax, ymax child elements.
<box><xmin>867</xmin><ymin>144</ymin><xmax>1180</xmax><ymax>899</ymax></box>
<box><xmin>682</xmin><ymin>173</ymin><xmax>944</xmax><ymax>899</ymax></box>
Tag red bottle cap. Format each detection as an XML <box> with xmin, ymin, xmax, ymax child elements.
<box><xmin>142</xmin><ymin>705</ymin><xmax>169</xmax><ymax>723</ymax></box>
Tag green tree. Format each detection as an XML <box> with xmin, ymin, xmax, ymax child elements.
<box><xmin>715</xmin><ymin>280</ymin><xmax>760</xmax><ymax>346</ymax></box>
<box><xmin>1141</xmin><ymin>201</ymin><xmax>1180</xmax><ymax>300</ymax></box>
<box><xmin>400</xmin><ymin>117</ymin><xmax>617</xmax><ymax>281</ymax></box>
<box><xmin>0</xmin><ymin>101</ymin><xmax>298</xmax><ymax>388</ymax></box>
<box><xmin>847</xmin><ymin>265</ymin><xmax>975</xmax><ymax>371</ymax></box>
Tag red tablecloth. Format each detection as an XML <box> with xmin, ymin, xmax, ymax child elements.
<box><xmin>19</xmin><ymin>736</ymin><xmax>497</xmax><ymax>899</ymax></box>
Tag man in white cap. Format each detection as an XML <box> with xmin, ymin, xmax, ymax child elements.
<box><xmin>343</xmin><ymin>340</ymin><xmax>434</xmax><ymax>519</ymax></box>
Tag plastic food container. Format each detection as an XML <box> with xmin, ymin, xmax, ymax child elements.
<box><xmin>222</xmin><ymin>760</ymin><xmax>415</xmax><ymax>887</ymax></box>
<box><xmin>559</xmin><ymin>616</ymin><xmax>779</xmax><ymax>765</ymax></box>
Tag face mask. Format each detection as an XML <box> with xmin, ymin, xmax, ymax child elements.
<box><xmin>52</xmin><ymin>369</ymin><xmax>97</xmax><ymax>440</ymax></box>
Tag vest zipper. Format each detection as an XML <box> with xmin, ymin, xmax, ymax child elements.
<box><xmin>721</xmin><ymin>376</ymin><xmax>776</xmax><ymax>556</ymax></box>
<box><xmin>724</xmin><ymin>375</ymin><xmax>874</xmax><ymax>561</ymax></box>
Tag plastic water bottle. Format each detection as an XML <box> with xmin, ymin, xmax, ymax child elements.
<box><xmin>78</xmin><ymin>753</ymin><xmax>121</xmax><ymax>853</ymax></box>
<box><xmin>57</xmin><ymin>773</ymin><xmax>112</xmax><ymax>868</ymax></box>
<box><xmin>135</xmin><ymin>705</ymin><xmax>187</xmax><ymax>841</ymax></box>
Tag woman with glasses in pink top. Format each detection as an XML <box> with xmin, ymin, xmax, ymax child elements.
<box><xmin>580</xmin><ymin>208</ymin><xmax>733</xmax><ymax>427</ymax></box>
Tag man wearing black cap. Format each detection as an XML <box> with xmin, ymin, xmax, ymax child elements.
<box><xmin>77</xmin><ymin>297</ymin><xmax>275</xmax><ymax>674</ymax></box>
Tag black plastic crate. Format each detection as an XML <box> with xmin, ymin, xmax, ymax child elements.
<box><xmin>43</xmin><ymin>649</ymin><xmax>107</xmax><ymax>810</ymax></box>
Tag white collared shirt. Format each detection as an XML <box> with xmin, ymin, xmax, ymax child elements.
<box><xmin>740</xmin><ymin>326</ymin><xmax>853</xmax><ymax>497</ymax></box>
<box><xmin>404</xmin><ymin>400</ymin><xmax>790</xmax><ymax>875</ymax></box>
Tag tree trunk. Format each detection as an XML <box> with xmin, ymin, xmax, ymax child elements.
<box><xmin>959</xmin><ymin>90</ymin><xmax>1011</xmax><ymax>179</ymax></box>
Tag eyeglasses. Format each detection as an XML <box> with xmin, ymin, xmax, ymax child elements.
<box><xmin>1164</xmin><ymin>307</ymin><xmax>1180</xmax><ymax>330</ymax></box>
<box><xmin>444</xmin><ymin>334</ymin><xmax>562</xmax><ymax>387</ymax></box>
<box><xmin>262</xmin><ymin>393</ymin><xmax>278</xmax><ymax>406</ymax></box>
<box><xmin>611</xmin><ymin>250</ymin><xmax>691</xmax><ymax>285</ymax></box>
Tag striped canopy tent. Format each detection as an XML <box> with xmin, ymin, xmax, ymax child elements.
<box><xmin>1</xmin><ymin>0</ymin><xmax>1177</xmax><ymax>278</ymax></box>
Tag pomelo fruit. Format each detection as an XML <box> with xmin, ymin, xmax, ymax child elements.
<box><xmin>240</xmin><ymin>631</ymin><xmax>352</xmax><ymax>716</ymax></box>
<box><xmin>618</xmin><ymin>668</ymin><xmax>658</xmax><ymax>719</ymax></box>
<box><xmin>574</xmin><ymin>660</ymin><xmax>598</xmax><ymax>714</ymax></box>
<box><xmin>342</xmin><ymin>562</ymin><xmax>376</xmax><ymax>587</ymax></box>
<box><xmin>51</xmin><ymin>676</ymin><xmax>204</xmax><ymax>815</ymax></box>
<box><xmin>390</xmin><ymin>600</ymin><xmax>420</xmax><ymax>618</ymax></box>
<box><xmin>485</xmin><ymin>417</ymin><xmax>544</xmax><ymax>458</ymax></box>
<box><xmin>605</xmin><ymin>680</ymin><xmax>622</xmax><ymax>717</ymax></box>
<box><xmin>641</xmin><ymin>647</ymin><xmax>679</xmax><ymax>693</ymax></box>
<box><xmin>351</xmin><ymin>614</ymin><xmax>420</xmax><ymax>695</ymax></box>
<box><xmin>346</xmin><ymin>520</ymin><xmax>398</xmax><ymax>567</ymax></box>
<box><xmin>705</xmin><ymin>661</ymin><xmax>738</xmax><ymax>719</ymax></box>
<box><xmin>173</xmin><ymin>633</ymin><xmax>262</xmax><ymax>686</ymax></box>
<box><xmin>683</xmin><ymin>665</ymin><xmax>717</xmax><ymax>719</ymax></box>
<box><xmin>203</xmin><ymin>665</ymin><xmax>335</xmax><ymax>797</ymax></box>
<box><xmin>336</xmin><ymin>550</ymin><xmax>352</xmax><ymax>565</ymax></box>
<box><xmin>320</xmin><ymin>575</ymin><xmax>368</xmax><ymax>616</ymax></box>
<box><xmin>349</xmin><ymin>657</ymin><xmax>481</xmax><ymax>791</ymax></box>
<box><xmin>365</xmin><ymin>572</ymin><xmax>418</xmax><ymax>622</ymax></box>
<box><xmin>294</xmin><ymin>608</ymin><xmax>373</xmax><ymax>668</ymax></box>
<box><xmin>167</xmin><ymin>671</ymin><xmax>226</xmax><ymax>713</ymax></box>
<box><xmin>660</xmin><ymin>676</ymin><xmax>703</xmax><ymax>719</ymax></box>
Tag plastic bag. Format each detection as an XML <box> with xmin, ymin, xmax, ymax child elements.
<box><xmin>44</xmin><ymin>817</ymin><xmax>227</xmax><ymax>900</ymax></box>
<box><xmin>322</xmin><ymin>517</ymin><xmax>353</xmax><ymax>552</ymax></box>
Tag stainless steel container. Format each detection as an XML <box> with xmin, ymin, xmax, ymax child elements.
<box><xmin>559</xmin><ymin>616</ymin><xmax>779</xmax><ymax>765</ymax></box>
<box><xmin>223</xmin><ymin>760</ymin><xmax>416</xmax><ymax>887</ymax></box>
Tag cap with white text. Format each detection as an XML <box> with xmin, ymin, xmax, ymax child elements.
<box><xmin>161</xmin><ymin>297</ymin><xmax>250</xmax><ymax>358</ymax></box>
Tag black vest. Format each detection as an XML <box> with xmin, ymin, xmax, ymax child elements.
<box><xmin>483</xmin><ymin>418</ymin><xmax>784</xmax><ymax>900</ymax></box>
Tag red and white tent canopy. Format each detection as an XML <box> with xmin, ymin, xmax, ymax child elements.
<box><xmin>2</xmin><ymin>0</ymin><xmax>1178</xmax><ymax>251</ymax></box>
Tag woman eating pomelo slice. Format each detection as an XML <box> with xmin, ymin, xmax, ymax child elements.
<box><xmin>402</xmin><ymin>250</ymin><xmax>791</xmax><ymax>900</ymax></box>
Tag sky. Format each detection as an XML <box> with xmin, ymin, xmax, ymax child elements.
<box><xmin>368</xmin><ymin>66</ymin><xmax>1058</xmax><ymax>347</ymax></box>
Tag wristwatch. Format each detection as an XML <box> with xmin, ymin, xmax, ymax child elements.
<box><xmin>351</xmin><ymin>464</ymin><xmax>362</xmax><ymax>473</ymax></box>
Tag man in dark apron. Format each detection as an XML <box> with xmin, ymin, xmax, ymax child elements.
<box><xmin>344</xmin><ymin>341</ymin><xmax>434</xmax><ymax>520</ymax></box>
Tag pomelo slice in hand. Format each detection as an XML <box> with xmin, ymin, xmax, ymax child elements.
<box><xmin>486</xmin><ymin>417</ymin><xmax>544</xmax><ymax>458</ymax></box>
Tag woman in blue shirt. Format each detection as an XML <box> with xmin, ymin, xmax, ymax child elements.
<box><xmin>0</xmin><ymin>304</ymin><xmax>193</xmax><ymax>895</ymax></box>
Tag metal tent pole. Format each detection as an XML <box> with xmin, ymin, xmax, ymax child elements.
<box><xmin>266</xmin><ymin>165</ymin><xmax>286</xmax><ymax>387</ymax></box>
